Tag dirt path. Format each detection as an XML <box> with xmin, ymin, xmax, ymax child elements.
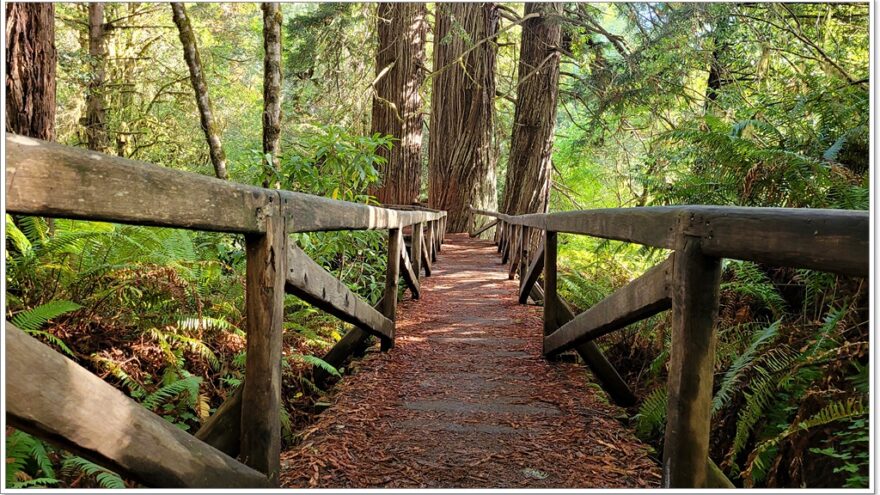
<box><xmin>280</xmin><ymin>234</ymin><xmax>661</xmax><ymax>488</ymax></box>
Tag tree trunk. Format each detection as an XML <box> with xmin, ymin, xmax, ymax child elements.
<box><xmin>171</xmin><ymin>2</ymin><xmax>228</xmax><ymax>180</ymax></box>
<box><xmin>428</xmin><ymin>3</ymin><xmax>499</xmax><ymax>232</ymax></box>
<box><xmin>369</xmin><ymin>3</ymin><xmax>428</xmax><ymax>205</ymax></box>
<box><xmin>83</xmin><ymin>3</ymin><xmax>109</xmax><ymax>152</ymax></box>
<box><xmin>5</xmin><ymin>2</ymin><xmax>56</xmax><ymax>140</ymax></box>
<box><xmin>500</xmin><ymin>3</ymin><xmax>562</xmax><ymax>249</ymax></box>
<box><xmin>261</xmin><ymin>3</ymin><xmax>283</xmax><ymax>188</ymax></box>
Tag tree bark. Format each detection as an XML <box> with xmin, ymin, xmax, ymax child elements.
<box><xmin>5</xmin><ymin>2</ymin><xmax>56</xmax><ymax>140</ymax></box>
<box><xmin>369</xmin><ymin>3</ymin><xmax>428</xmax><ymax>205</ymax></box>
<box><xmin>501</xmin><ymin>3</ymin><xmax>561</xmax><ymax>215</ymax></box>
<box><xmin>428</xmin><ymin>3</ymin><xmax>499</xmax><ymax>232</ymax></box>
<box><xmin>84</xmin><ymin>3</ymin><xmax>109</xmax><ymax>152</ymax></box>
<box><xmin>501</xmin><ymin>3</ymin><xmax>561</xmax><ymax>249</ymax></box>
<box><xmin>171</xmin><ymin>2</ymin><xmax>228</xmax><ymax>180</ymax></box>
<box><xmin>261</xmin><ymin>3</ymin><xmax>283</xmax><ymax>188</ymax></box>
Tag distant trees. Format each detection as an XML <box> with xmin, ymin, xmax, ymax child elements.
<box><xmin>428</xmin><ymin>3</ymin><xmax>499</xmax><ymax>232</ymax></box>
<box><xmin>261</xmin><ymin>3</ymin><xmax>283</xmax><ymax>188</ymax></box>
<box><xmin>171</xmin><ymin>2</ymin><xmax>228</xmax><ymax>180</ymax></box>
<box><xmin>84</xmin><ymin>3</ymin><xmax>108</xmax><ymax>152</ymax></box>
<box><xmin>5</xmin><ymin>2</ymin><xmax>56</xmax><ymax>140</ymax></box>
<box><xmin>369</xmin><ymin>3</ymin><xmax>428</xmax><ymax>205</ymax></box>
<box><xmin>501</xmin><ymin>3</ymin><xmax>562</xmax><ymax>219</ymax></box>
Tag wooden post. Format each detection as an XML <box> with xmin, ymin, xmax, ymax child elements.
<box><xmin>662</xmin><ymin>236</ymin><xmax>722</xmax><ymax>488</ymax></box>
<box><xmin>508</xmin><ymin>225</ymin><xmax>522</xmax><ymax>280</ymax></box>
<box><xmin>520</xmin><ymin>226</ymin><xmax>529</xmax><ymax>286</ymax></box>
<box><xmin>411</xmin><ymin>222</ymin><xmax>423</xmax><ymax>280</ymax></box>
<box><xmin>501</xmin><ymin>223</ymin><xmax>513</xmax><ymax>265</ymax></box>
<box><xmin>543</xmin><ymin>230</ymin><xmax>558</xmax><ymax>335</ymax></box>
<box><xmin>437</xmin><ymin>216</ymin><xmax>444</xmax><ymax>251</ymax></box>
<box><xmin>381</xmin><ymin>228</ymin><xmax>402</xmax><ymax>351</ymax></box>
<box><xmin>240</xmin><ymin>198</ymin><xmax>286</xmax><ymax>485</ymax></box>
<box><xmin>430</xmin><ymin>220</ymin><xmax>438</xmax><ymax>262</ymax></box>
<box><xmin>497</xmin><ymin>221</ymin><xmax>505</xmax><ymax>252</ymax></box>
<box><xmin>424</xmin><ymin>220</ymin><xmax>435</xmax><ymax>265</ymax></box>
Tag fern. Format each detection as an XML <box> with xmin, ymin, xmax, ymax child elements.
<box><xmin>5</xmin><ymin>430</ymin><xmax>59</xmax><ymax>488</ymax></box>
<box><xmin>10</xmin><ymin>301</ymin><xmax>80</xmax><ymax>357</ymax></box>
<box><xmin>142</xmin><ymin>373</ymin><xmax>202</xmax><ymax>410</ymax></box>
<box><xmin>290</xmin><ymin>354</ymin><xmax>341</xmax><ymax>378</ymax></box>
<box><xmin>62</xmin><ymin>456</ymin><xmax>125</xmax><ymax>489</ymax></box>
<box><xmin>712</xmin><ymin>319</ymin><xmax>781</xmax><ymax>414</ymax></box>
<box><xmin>744</xmin><ymin>399</ymin><xmax>866</xmax><ymax>485</ymax></box>
<box><xmin>634</xmin><ymin>387</ymin><xmax>667</xmax><ymax>438</ymax></box>
<box><xmin>11</xmin><ymin>300</ymin><xmax>81</xmax><ymax>332</ymax></box>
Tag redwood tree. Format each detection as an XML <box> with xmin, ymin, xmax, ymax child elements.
<box><xmin>84</xmin><ymin>3</ymin><xmax>109</xmax><ymax>152</ymax></box>
<box><xmin>500</xmin><ymin>3</ymin><xmax>562</xmax><ymax>220</ymax></box>
<box><xmin>5</xmin><ymin>2</ymin><xmax>56</xmax><ymax>140</ymax></box>
<box><xmin>369</xmin><ymin>3</ymin><xmax>428</xmax><ymax>205</ymax></box>
<box><xmin>171</xmin><ymin>2</ymin><xmax>228</xmax><ymax>180</ymax></box>
<box><xmin>428</xmin><ymin>3</ymin><xmax>499</xmax><ymax>232</ymax></box>
<box><xmin>262</xmin><ymin>3</ymin><xmax>283</xmax><ymax>187</ymax></box>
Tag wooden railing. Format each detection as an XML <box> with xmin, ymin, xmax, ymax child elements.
<box><xmin>469</xmin><ymin>204</ymin><xmax>868</xmax><ymax>488</ymax></box>
<box><xmin>4</xmin><ymin>134</ymin><xmax>447</xmax><ymax>487</ymax></box>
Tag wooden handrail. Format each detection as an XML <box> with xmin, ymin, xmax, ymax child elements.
<box><xmin>6</xmin><ymin>324</ymin><xmax>272</xmax><ymax>488</ymax></box>
<box><xmin>471</xmin><ymin>203</ymin><xmax>867</xmax><ymax>488</ymax></box>
<box><xmin>469</xmin><ymin>205</ymin><xmax>867</xmax><ymax>276</ymax></box>
<box><xmin>6</xmin><ymin>135</ymin><xmax>445</xmax><ymax>234</ymax></box>
<box><xmin>5</xmin><ymin>134</ymin><xmax>448</xmax><ymax>487</ymax></box>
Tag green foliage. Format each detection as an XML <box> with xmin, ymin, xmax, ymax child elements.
<box><xmin>10</xmin><ymin>300</ymin><xmax>80</xmax><ymax>357</ymax></box>
<box><xmin>61</xmin><ymin>456</ymin><xmax>125</xmax><ymax>489</ymax></box>
<box><xmin>634</xmin><ymin>388</ymin><xmax>667</xmax><ymax>438</ymax></box>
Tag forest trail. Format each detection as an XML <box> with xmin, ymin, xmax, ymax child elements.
<box><xmin>279</xmin><ymin>234</ymin><xmax>661</xmax><ymax>488</ymax></box>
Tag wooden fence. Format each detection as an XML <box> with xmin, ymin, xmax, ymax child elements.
<box><xmin>469</xmin><ymin>204</ymin><xmax>868</xmax><ymax>488</ymax></box>
<box><xmin>4</xmin><ymin>134</ymin><xmax>447</xmax><ymax>487</ymax></box>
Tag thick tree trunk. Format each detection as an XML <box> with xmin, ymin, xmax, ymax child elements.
<box><xmin>5</xmin><ymin>2</ymin><xmax>56</xmax><ymax>140</ymax></box>
<box><xmin>501</xmin><ymin>3</ymin><xmax>562</xmax><ymax>249</ymax></box>
<box><xmin>261</xmin><ymin>3</ymin><xmax>283</xmax><ymax>188</ymax></box>
<box><xmin>84</xmin><ymin>3</ymin><xmax>109</xmax><ymax>152</ymax></box>
<box><xmin>171</xmin><ymin>2</ymin><xmax>228</xmax><ymax>180</ymax></box>
<box><xmin>501</xmin><ymin>3</ymin><xmax>561</xmax><ymax>217</ymax></box>
<box><xmin>428</xmin><ymin>3</ymin><xmax>499</xmax><ymax>232</ymax></box>
<box><xmin>369</xmin><ymin>3</ymin><xmax>428</xmax><ymax>205</ymax></box>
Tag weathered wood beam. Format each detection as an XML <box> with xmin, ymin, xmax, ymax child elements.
<box><xmin>663</xmin><ymin>237</ymin><xmax>722</xmax><ymax>488</ymax></box>
<box><xmin>421</xmin><ymin>232</ymin><xmax>432</xmax><ymax>276</ymax></box>
<box><xmin>5</xmin><ymin>324</ymin><xmax>271</xmax><ymax>488</ymax></box>
<box><xmin>554</xmin><ymin>296</ymin><xmax>638</xmax><ymax>407</ymax></box>
<box><xmin>470</xmin><ymin>205</ymin><xmax>868</xmax><ymax>276</ymax></box>
<box><xmin>313</xmin><ymin>296</ymin><xmax>385</xmax><ymax>387</ymax></box>
<box><xmin>508</xmin><ymin>225</ymin><xmax>522</xmax><ymax>280</ymax></box>
<box><xmin>195</xmin><ymin>386</ymin><xmax>243</xmax><ymax>458</ymax></box>
<box><xmin>501</xmin><ymin>223</ymin><xmax>513</xmax><ymax>265</ymax></box>
<box><xmin>240</xmin><ymin>210</ymin><xmax>286</xmax><ymax>484</ymax></box>
<box><xmin>469</xmin><ymin>218</ymin><xmax>498</xmax><ymax>238</ymax></box>
<box><xmin>543</xmin><ymin>230</ymin><xmax>559</xmax><ymax>335</ymax></box>
<box><xmin>519</xmin><ymin>226</ymin><xmax>529</xmax><ymax>286</ymax></box>
<box><xmin>279</xmin><ymin>191</ymin><xmax>444</xmax><ymax>233</ymax></box>
<box><xmin>381</xmin><ymin>228</ymin><xmax>402</xmax><ymax>350</ymax></box>
<box><xmin>519</xmin><ymin>242</ymin><xmax>544</xmax><ymax>304</ymax></box>
<box><xmin>411</xmin><ymin>221</ymin><xmax>423</xmax><ymax>282</ymax></box>
<box><xmin>5</xmin><ymin>134</ymin><xmax>270</xmax><ymax>234</ymax></box>
<box><xmin>285</xmin><ymin>244</ymin><xmax>394</xmax><ymax>343</ymax></box>
<box><xmin>543</xmin><ymin>257</ymin><xmax>672</xmax><ymax>356</ymax></box>
<box><xmin>689</xmin><ymin>206</ymin><xmax>868</xmax><ymax>276</ymax></box>
<box><xmin>425</xmin><ymin>220</ymin><xmax>436</xmax><ymax>264</ymax></box>
<box><xmin>400</xmin><ymin>241</ymin><xmax>421</xmax><ymax>299</ymax></box>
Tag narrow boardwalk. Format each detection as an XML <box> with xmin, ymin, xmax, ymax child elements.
<box><xmin>280</xmin><ymin>234</ymin><xmax>661</xmax><ymax>488</ymax></box>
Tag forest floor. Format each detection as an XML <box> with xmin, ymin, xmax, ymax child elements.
<box><xmin>279</xmin><ymin>234</ymin><xmax>661</xmax><ymax>488</ymax></box>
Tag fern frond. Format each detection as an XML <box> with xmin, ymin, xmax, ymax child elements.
<box><xmin>11</xmin><ymin>300</ymin><xmax>81</xmax><ymax>331</ymax></box>
<box><xmin>142</xmin><ymin>374</ymin><xmax>202</xmax><ymax>410</ymax></box>
<box><xmin>290</xmin><ymin>354</ymin><xmax>341</xmax><ymax>377</ymax></box>
<box><xmin>744</xmin><ymin>399</ymin><xmax>866</xmax><ymax>485</ymax></box>
<box><xmin>634</xmin><ymin>387</ymin><xmax>667</xmax><ymax>438</ymax></box>
<box><xmin>62</xmin><ymin>456</ymin><xmax>125</xmax><ymax>489</ymax></box>
<box><xmin>713</xmin><ymin>319</ymin><xmax>781</xmax><ymax>414</ymax></box>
